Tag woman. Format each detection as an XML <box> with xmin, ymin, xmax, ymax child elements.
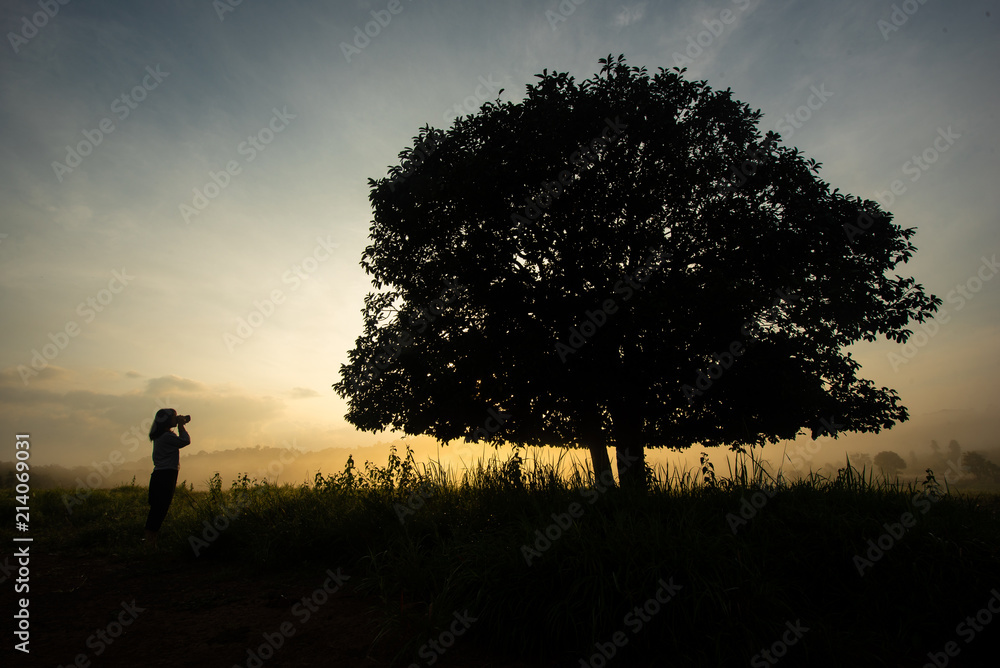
<box><xmin>144</xmin><ymin>408</ymin><xmax>191</xmax><ymax>549</ymax></box>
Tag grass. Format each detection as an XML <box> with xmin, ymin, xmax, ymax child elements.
<box><xmin>5</xmin><ymin>445</ymin><xmax>1000</xmax><ymax>666</ymax></box>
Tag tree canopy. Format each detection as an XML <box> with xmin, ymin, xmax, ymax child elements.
<box><xmin>333</xmin><ymin>55</ymin><xmax>940</xmax><ymax>487</ymax></box>
<box><xmin>873</xmin><ymin>450</ymin><xmax>907</xmax><ymax>477</ymax></box>
<box><xmin>962</xmin><ymin>451</ymin><xmax>1000</xmax><ymax>483</ymax></box>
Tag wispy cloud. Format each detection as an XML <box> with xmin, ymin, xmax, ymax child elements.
<box><xmin>613</xmin><ymin>2</ymin><xmax>648</xmax><ymax>28</ymax></box>
<box><xmin>288</xmin><ymin>387</ymin><xmax>321</xmax><ymax>399</ymax></box>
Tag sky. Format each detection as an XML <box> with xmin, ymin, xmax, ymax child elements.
<box><xmin>1</xmin><ymin>0</ymin><xmax>998</xmax><ymax>479</ymax></box>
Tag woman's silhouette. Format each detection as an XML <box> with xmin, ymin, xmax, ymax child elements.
<box><xmin>144</xmin><ymin>408</ymin><xmax>190</xmax><ymax>549</ymax></box>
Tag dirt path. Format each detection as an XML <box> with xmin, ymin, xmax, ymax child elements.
<box><xmin>15</xmin><ymin>550</ymin><xmax>547</xmax><ymax>668</ymax></box>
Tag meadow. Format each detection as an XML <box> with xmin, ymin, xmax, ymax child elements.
<box><xmin>6</xmin><ymin>447</ymin><xmax>1000</xmax><ymax>666</ymax></box>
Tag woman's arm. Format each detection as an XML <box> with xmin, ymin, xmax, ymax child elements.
<box><xmin>176</xmin><ymin>424</ymin><xmax>191</xmax><ymax>447</ymax></box>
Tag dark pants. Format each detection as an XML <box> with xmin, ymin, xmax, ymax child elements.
<box><xmin>145</xmin><ymin>468</ymin><xmax>179</xmax><ymax>532</ymax></box>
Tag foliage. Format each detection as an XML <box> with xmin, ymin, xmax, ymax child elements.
<box><xmin>963</xmin><ymin>450</ymin><xmax>1000</xmax><ymax>483</ymax></box>
<box><xmin>333</xmin><ymin>55</ymin><xmax>941</xmax><ymax>486</ymax></box>
<box><xmin>848</xmin><ymin>451</ymin><xmax>873</xmax><ymax>470</ymax></box>
<box><xmin>873</xmin><ymin>450</ymin><xmax>907</xmax><ymax>477</ymax></box>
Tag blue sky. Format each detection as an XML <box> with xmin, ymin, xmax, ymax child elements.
<box><xmin>1</xmin><ymin>0</ymin><xmax>997</xmax><ymax>474</ymax></box>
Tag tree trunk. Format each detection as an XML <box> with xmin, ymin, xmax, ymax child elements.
<box><xmin>613</xmin><ymin>404</ymin><xmax>647</xmax><ymax>490</ymax></box>
<box><xmin>616</xmin><ymin>442</ymin><xmax>646</xmax><ymax>489</ymax></box>
<box><xmin>580</xmin><ymin>408</ymin><xmax>612</xmax><ymax>481</ymax></box>
<box><xmin>588</xmin><ymin>441</ymin><xmax>613</xmax><ymax>481</ymax></box>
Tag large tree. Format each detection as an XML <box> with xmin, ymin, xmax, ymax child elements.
<box><xmin>333</xmin><ymin>55</ymin><xmax>940</xmax><ymax>488</ymax></box>
<box><xmin>962</xmin><ymin>451</ymin><xmax>1000</xmax><ymax>483</ymax></box>
<box><xmin>873</xmin><ymin>450</ymin><xmax>907</xmax><ymax>478</ymax></box>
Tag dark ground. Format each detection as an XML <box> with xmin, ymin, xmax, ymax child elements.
<box><xmin>9</xmin><ymin>550</ymin><xmax>549</xmax><ymax>668</ymax></box>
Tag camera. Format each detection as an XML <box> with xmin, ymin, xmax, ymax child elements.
<box><xmin>176</xmin><ymin>414</ymin><xmax>191</xmax><ymax>424</ymax></box>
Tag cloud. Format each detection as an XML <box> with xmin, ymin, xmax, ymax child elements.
<box><xmin>0</xmin><ymin>368</ymin><xmax>289</xmax><ymax>466</ymax></box>
<box><xmin>613</xmin><ymin>2</ymin><xmax>648</xmax><ymax>27</ymax></box>
<box><xmin>145</xmin><ymin>375</ymin><xmax>207</xmax><ymax>395</ymax></box>
<box><xmin>288</xmin><ymin>387</ymin><xmax>321</xmax><ymax>399</ymax></box>
<box><xmin>48</xmin><ymin>203</ymin><xmax>94</xmax><ymax>230</ymax></box>
<box><xmin>0</xmin><ymin>364</ymin><xmax>73</xmax><ymax>390</ymax></box>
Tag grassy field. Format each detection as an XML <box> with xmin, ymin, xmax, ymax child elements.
<box><xmin>6</xmin><ymin>447</ymin><xmax>1000</xmax><ymax>666</ymax></box>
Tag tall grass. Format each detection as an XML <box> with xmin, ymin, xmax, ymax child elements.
<box><xmin>6</xmin><ymin>445</ymin><xmax>999</xmax><ymax>666</ymax></box>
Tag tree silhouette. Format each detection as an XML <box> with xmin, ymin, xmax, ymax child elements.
<box><xmin>962</xmin><ymin>451</ymin><xmax>1000</xmax><ymax>483</ymax></box>
<box><xmin>947</xmin><ymin>439</ymin><xmax>962</xmax><ymax>462</ymax></box>
<box><xmin>333</xmin><ymin>55</ymin><xmax>940</xmax><ymax>487</ymax></box>
<box><xmin>849</xmin><ymin>452</ymin><xmax>873</xmax><ymax>471</ymax></box>
<box><xmin>874</xmin><ymin>450</ymin><xmax>907</xmax><ymax>478</ymax></box>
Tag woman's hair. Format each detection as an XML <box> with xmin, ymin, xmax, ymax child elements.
<box><xmin>148</xmin><ymin>408</ymin><xmax>177</xmax><ymax>441</ymax></box>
